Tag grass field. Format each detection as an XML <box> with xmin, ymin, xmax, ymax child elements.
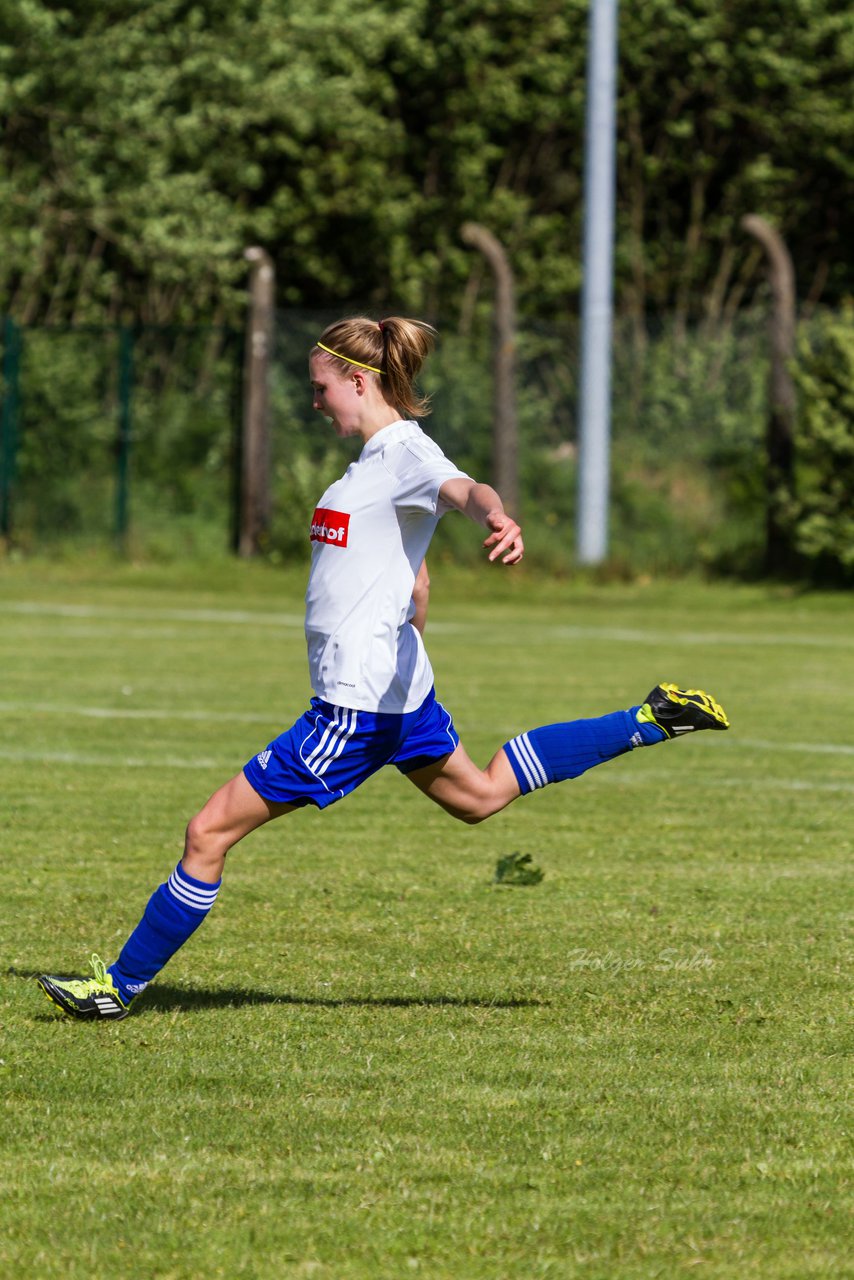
<box><xmin>1</xmin><ymin>559</ymin><xmax>851</xmax><ymax>1279</ymax></box>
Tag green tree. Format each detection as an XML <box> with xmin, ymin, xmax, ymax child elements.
<box><xmin>618</xmin><ymin>0</ymin><xmax>854</xmax><ymax>328</ymax></box>
<box><xmin>781</xmin><ymin>306</ymin><xmax>854</xmax><ymax>581</ymax></box>
<box><xmin>0</xmin><ymin>0</ymin><xmax>851</xmax><ymax>325</ymax></box>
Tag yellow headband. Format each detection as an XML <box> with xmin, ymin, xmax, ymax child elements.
<box><xmin>315</xmin><ymin>341</ymin><xmax>382</xmax><ymax>374</ymax></box>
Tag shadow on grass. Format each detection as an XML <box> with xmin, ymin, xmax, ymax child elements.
<box><xmin>141</xmin><ymin>985</ymin><xmax>547</xmax><ymax>1013</ymax></box>
<box><xmin>12</xmin><ymin>968</ymin><xmax>547</xmax><ymax>1015</ymax></box>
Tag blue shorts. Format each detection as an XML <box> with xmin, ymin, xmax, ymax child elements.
<box><xmin>243</xmin><ymin>687</ymin><xmax>459</xmax><ymax>810</ymax></box>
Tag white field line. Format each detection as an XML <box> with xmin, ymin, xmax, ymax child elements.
<box><xmin>0</xmin><ymin>701</ymin><xmax>277</xmax><ymax>724</ymax></box>
<box><xmin>0</xmin><ymin>601</ymin><xmax>305</xmax><ymax>628</ymax></box>
<box><xmin>0</xmin><ymin>746</ymin><xmax>229</xmax><ymax>770</ymax></box>
<box><xmin>583</xmin><ymin>770</ymin><xmax>854</xmax><ymax>796</ymax></box>
<box><xmin>2</xmin><ymin>600</ymin><xmax>853</xmax><ymax>650</ymax></box>
<box><xmin>0</xmin><ymin>744</ymin><xmax>851</xmax><ymax>793</ymax></box>
<box><xmin>736</xmin><ymin>737</ymin><xmax>854</xmax><ymax>756</ymax></box>
<box><xmin>0</xmin><ymin>703</ymin><xmax>852</xmax><ymax>759</ymax></box>
<box><xmin>527</xmin><ymin>623</ymin><xmax>854</xmax><ymax>651</ymax></box>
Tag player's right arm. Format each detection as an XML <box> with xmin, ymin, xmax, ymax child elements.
<box><xmin>438</xmin><ymin>478</ymin><xmax>524</xmax><ymax>565</ymax></box>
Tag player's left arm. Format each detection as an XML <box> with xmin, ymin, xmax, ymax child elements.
<box><xmin>439</xmin><ymin>478</ymin><xmax>524</xmax><ymax>565</ymax></box>
<box><xmin>411</xmin><ymin>559</ymin><xmax>430</xmax><ymax>635</ymax></box>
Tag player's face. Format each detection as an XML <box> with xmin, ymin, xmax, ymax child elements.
<box><xmin>310</xmin><ymin>355</ymin><xmax>361</xmax><ymax>436</ymax></box>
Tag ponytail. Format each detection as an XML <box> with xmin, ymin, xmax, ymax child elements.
<box><xmin>312</xmin><ymin>316</ymin><xmax>436</xmax><ymax>418</ymax></box>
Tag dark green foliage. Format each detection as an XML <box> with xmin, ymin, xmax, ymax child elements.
<box><xmin>0</xmin><ymin>0</ymin><xmax>851</xmax><ymax>326</ymax></box>
<box><xmin>9</xmin><ymin>303</ymin><xmax>851</xmax><ymax>588</ymax></box>
<box><xmin>494</xmin><ymin>851</ymin><xmax>545</xmax><ymax>886</ymax></box>
<box><xmin>617</xmin><ymin>0</ymin><xmax>854</xmax><ymax>318</ymax></box>
<box><xmin>0</xmin><ymin>308</ymin><xmax>779</xmax><ymax>573</ymax></box>
<box><xmin>13</xmin><ymin>331</ymin><xmax>118</xmax><ymax>536</ymax></box>
<box><xmin>1</xmin><ymin>1</ymin><xmax>850</xmax><ymax>582</ymax></box>
<box><xmin>780</xmin><ymin>306</ymin><xmax>854</xmax><ymax>582</ymax></box>
<box><xmin>2</xmin><ymin>323</ymin><xmax>241</xmax><ymax>551</ymax></box>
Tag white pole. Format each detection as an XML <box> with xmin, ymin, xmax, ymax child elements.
<box><xmin>576</xmin><ymin>0</ymin><xmax>619</xmax><ymax>565</ymax></box>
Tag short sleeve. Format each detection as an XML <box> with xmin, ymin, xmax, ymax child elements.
<box><xmin>384</xmin><ymin>440</ymin><xmax>470</xmax><ymax>515</ymax></box>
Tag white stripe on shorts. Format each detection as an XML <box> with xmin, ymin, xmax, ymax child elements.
<box><xmin>506</xmin><ymin>732</ymin><xmax>549</xmax><ymax>792</ymax></box>
<box><xmin>304</xmin><ymin>706</ymin><xmax>359</xmax><ymax>778</ymax></box>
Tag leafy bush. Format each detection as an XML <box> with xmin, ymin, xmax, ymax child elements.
<box><xmin>2</xmin><ymin>324</ymin><xmax>240</xmax><ymax>551</ymax></box>
<box><xmin>779</xmin><ymin>307</ymin><xmax>854</xmax><ymax>583</ymax></box>
<box><xmin>5</xmin><ymin>307</ymin><xmax>849</xmax><ymax>584</ymax></box>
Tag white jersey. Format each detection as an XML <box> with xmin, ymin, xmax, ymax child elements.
<box><xmin>304</xmin><ymin>419</ymin><xmax>470</xmax><ymax>713</ymax></box>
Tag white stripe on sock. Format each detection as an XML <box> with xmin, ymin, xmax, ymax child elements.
<box><xmin>169</xmin><ymin>868</ymin><xmax>219</xmax><ymax>902</ymax></box>
<box><xmin>514</xmin><ymin>737</ymin><xmax>547</xmax><ymax>783</ymax></box>
<box><xmin>168</xmin><ymin>868</ymin><xmax>220</xmax><ymax>912</ymax></box>
<box><xmin>507</xmin><ymin>734</ymin><xmax>546</xmax><ymax>793</ymax></box>
<box><xmin>506</xmin><ymin>739</ymin><xmax>536</xmax><ymax>791</ymax></box>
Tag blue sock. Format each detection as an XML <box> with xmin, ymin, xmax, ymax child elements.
<box><xmin>108</xmin><ymin>863</ymin><xmax>221</xmax><ymax>1002</ymax></box>
<box><xmin>504</xmin><ymin>706</ymin><xmax>666</xmax><ymax>795</ymax></box>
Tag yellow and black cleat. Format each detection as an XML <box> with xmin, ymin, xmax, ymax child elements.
<box><xmin>37</xmin><ymin>954</ymin><xmax>131</xmax><ymax>1021</ymax></box>
<box><xmin>637</xmin><ymin>682</ymin><xmax>730</xmax><ymax>739</ymax></box>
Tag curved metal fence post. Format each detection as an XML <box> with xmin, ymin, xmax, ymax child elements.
<box><xmin>460</xmin><ymin>223</ymin><xmax>520</xmax><ymax>518</ymax></box>
<box><xmin>240</xmin><ymin>247</ymin><xmax>274</xmax><ymax>557</ymax></box>
<box><xmin>741</xmin><ymin>215</ymin><xmax>797</xmax><ymax>576</ymax></box>
<box><xmin>228</xmin><ymin>326</ymin><xmax>245</xmax><ymax>554</ymax></box>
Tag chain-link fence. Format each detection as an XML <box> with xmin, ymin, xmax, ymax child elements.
<box><xmin>266</xmin><ymin>308</ymin><xmax>770</xmax><ymax>573</ymax></box>
<box><xmin>0</xmin><ymin>307</ymin><xmax>776</xmax><ymax>572</ymax></box>
<box><xmin>0</xmin><ymin>319</ymin><xmax>243</xmax><ymax>555</ymax></box>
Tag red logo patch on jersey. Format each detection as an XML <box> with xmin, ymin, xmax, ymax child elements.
<box><xmin>310</xmin><ymin>507</ymin><xmax>350</xmax><ymax>548</ymax></box>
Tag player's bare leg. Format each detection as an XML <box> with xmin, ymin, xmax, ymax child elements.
<box><xmin>183</xmin><ymin>771</ymin><xmax>295</xmax><ymax>882</ymax></box>
<box><xmin>405</xmin><ymin>742</ymin><xmax>520</xmax><ymax>824</ymax></box>
<box><xmin>407</xmin><ymin>683</ymin><xmax>730</xmax><ymax>826</ymax></box>
<box><xmin>38</xmin><ymin>773</ymin><xmax>295</xmax><ymax>1019</ymax></box>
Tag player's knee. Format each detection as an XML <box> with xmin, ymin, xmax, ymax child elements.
<box><xmin>182</xmin><ymin>849</ymin><xmax>225</xmax><ymax>887</ymax></box>
<box><xmin>184</xmin><ymin>812</ymin><xmax>206</xmax><ymax>855</ymax></box>
<box><xmin>183</xmin><ymin>811</ymin><xmax>225</xmax><ymax>870</ymax></box>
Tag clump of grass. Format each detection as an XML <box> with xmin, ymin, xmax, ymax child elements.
<box><xmin>494</xmin><ymin>851</ymin><xmax>545</xmax><ymax>886</ymax></box>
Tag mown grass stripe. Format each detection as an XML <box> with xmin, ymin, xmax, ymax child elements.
<box><xmin>3</xmin><ymin>600</ymin><xmax>852</xmax><ymax>650</ymax></box>
<box><xmin>1</xmin><ymin>745</ymin><xmax>850</xmax><ymax>792</ymax></box>
<box><xmin>2</xmin><ymin>702</ymin><xmax>851</xmax><ymax>756</ymax></box>
<box><xmin>0</xmin><ymin>747</ymin><xmax>229</xmax><ymax>769</ymax></box>
<box><xmin>0</xmin><ymin>700</ymin><xmax>277</xmax><ymax>724</ymax></box>
<box><xmin>3</xmin><ymin>572</ymin><xmax>850</xmax><ymax>1279</ymax></box>
<box><xmin>1</xmin><ymin>601</ymin><xmax>305</xmax><ymax>627</ymax></box>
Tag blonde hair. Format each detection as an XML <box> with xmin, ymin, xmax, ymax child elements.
<box><xmin>312</xmin><ymin>316</ymin><xmax>436</xmax><ymax>418</ymax></box>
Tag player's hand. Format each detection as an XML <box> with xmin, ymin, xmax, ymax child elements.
<box><xmin>483</xmin><ymin>511</ymin><xmax>524</xmax><ymax>565</ymax></box>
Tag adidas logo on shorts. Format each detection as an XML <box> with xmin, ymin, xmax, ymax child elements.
<box><xmin>257</xmin><ymin>749</ymin><xmax>272</xmax><ymax>770</ymax></box>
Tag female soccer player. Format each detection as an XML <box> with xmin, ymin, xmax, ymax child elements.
<box><xmin>38</xmin><ymin>316</ymin><xmax>729</xmax><ymax>1020</ymax></box>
